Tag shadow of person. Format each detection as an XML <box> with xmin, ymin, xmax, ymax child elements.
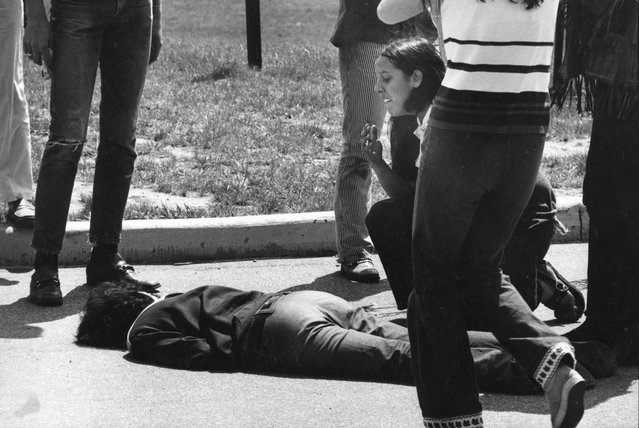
<box><xmin>0</xmin><ymin>277</ymin><xmax>20</xmax><ymax>286</ymax></box>
<box><xmin>0</xmin><ymin>285</ymin><xmax>90</xmax><ymax>339</ymax></box>
<box><xmin>280</xmin><ymin>272</ymin><xmax>391</xmax><ymax>301</ymax></box>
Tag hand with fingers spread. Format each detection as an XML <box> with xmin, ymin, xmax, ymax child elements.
<box><xmin>360</xmin><ymin>123</ymin><xmax>384</xmax><ymax>165</ymax></box>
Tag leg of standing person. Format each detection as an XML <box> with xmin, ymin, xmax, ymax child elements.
<box><xmin>30</xmin><ymin>0</ymin><xmax>104</xmax><ymax>306</ymax></box>
<box><xmin>0</xmin><ymin>1</ymin><xmax>35</xmax><ymax>227</ymax></box>
<box><xmin>566</xmin><ymin>89</ymin><xmax>639</xmax><ymax>366</ymax></box>
<box><xmin>31</xmin><ymin>0</ymin><xmax>158</xmax><ymax>307</ymax></box>
<box><xmin>408</xmin><ymin>129</ymin><xmax>580</xmax><ymax>427</ymax></box>
<box><xmin>84</xmin><ymin>0</ymin><xmax>158</xmax><ymax>291</ymax></box>
<box><xmin>335</xmin><ymin>42</ymin><xmax>385</xmax><ymax>283</ymax></box>
<box><xmin>367</xmin><ymin>175</ymin><xmax>584</xmax><ymax>318</ymax></box>
<box><xmin>366</xmin><ymin>197</ymin><xmax>414</xmax><ymax>309</ymax></box>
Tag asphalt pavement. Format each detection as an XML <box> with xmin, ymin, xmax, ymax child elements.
<box><xmin>1</xmin><ymin>240</ymin><xmax>637</xmax><ymax>427</ymax></box>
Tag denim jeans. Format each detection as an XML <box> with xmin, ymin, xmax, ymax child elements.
<box><xmin>240</xmin><ymin>290</ymin><xmax>542</xmax><ymax>393</ymax></box>
<box><xmin>334</xmin><ymin>43</ymin><xmax>386</xmax><ymax>263</ymax></box>
<box><xmin>366</xmin><ymin>197</ymin><xmax>414</xmax><ymax>308</ymax></box>
<box><xmin>32</xmin><ymin>0</ymin><xmax>152</xmax><ymax>254</ymax></box>
<box><xmin>409</xmin><ymin>128</ymin><xmax>573</xmax><ymax>423</ymax></box>
<box><xmin>242</xmin><ymin>290</ymin><xmax>414</xmax><ymax>384</ymax></box>
<box><xmin>367</xmin><ymin>173</ymin><xmax>556</xmax><ymax>311</ymax></box>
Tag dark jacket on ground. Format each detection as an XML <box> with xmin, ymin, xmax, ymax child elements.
<box><xmin>127</xmin><ymin>286</ymin><xmax>272</xmax><ymax>371</ymax></box>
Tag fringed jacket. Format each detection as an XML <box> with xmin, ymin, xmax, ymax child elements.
<box><xmin>551</xmin><ymin>0</ymin><xmax>638</xmax><ymax>119</ymax></box>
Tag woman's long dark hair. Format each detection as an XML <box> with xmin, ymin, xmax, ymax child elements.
<box><xmin>380</xmin><ymin>37</ymin><xmax>446</xmax><ymax>114</ymax></box>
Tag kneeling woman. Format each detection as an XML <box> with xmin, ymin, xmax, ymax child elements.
<box><xmin>361</xmin><ymin>38</ymin><xmax>583</xmax><ymax>322</ymax></box>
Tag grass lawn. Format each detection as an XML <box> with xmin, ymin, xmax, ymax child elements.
<box><xmin>20</xmin><ymin>0</ymin><xmax>592</xmax><ymax>220</ymax></box>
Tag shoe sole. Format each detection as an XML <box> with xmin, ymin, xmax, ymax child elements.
<box><xmin>7</xmin><ymin>217</ymin><xmax>35</xmax><ymax>228</ymax></box>
<box><xmin>340</xmin><ymin>271</ymin><xmax>380</xmax><ymax>283</ymax></box>
<box><xmin>554</xmin><ymin>375</ymin><xmax>586</xmax><ymax>428</ymax></box>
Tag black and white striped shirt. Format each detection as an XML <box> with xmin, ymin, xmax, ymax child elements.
<box><xmin>378</xmin><ymin>0</ymin><xmax>559</xmax><ymax>134</ymax></box>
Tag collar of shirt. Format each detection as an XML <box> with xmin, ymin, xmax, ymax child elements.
<box><xmin>126</xmin><ymin>294</ymin><xmax>167</xmax><ymax>351</ymax></box>
<box><xmin>414</xmin><ymin>108</ymin><xmax>431</xmax><ymax>167</ymax></box>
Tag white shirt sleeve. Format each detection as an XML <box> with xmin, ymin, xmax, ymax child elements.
<box><xmin>377</xmin><ymin>0</ymin><xmax>426</xmax><ymax>24</ymax></box>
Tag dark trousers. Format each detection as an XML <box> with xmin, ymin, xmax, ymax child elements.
<box><xmin>367</xmin><ymin>173</ymin><xmax>557</xmax><ymax>311</ymax></box>
<box><xmin>582</xmin><ymin>102</ymin><xmax>639</xmax><ymax>333</ymax></box>
<box><xmin>32</xmin><ymin>0</ymin><xmax>152</xmax><ymax>253</ymax></box>
<box><xmin>241</xmin><ymin>290</ymin><xmax>540</xmax><ymax>394</ymax></box>
<box><xmin>409</xmin><ymin>128</ymin><xmax>572</xmax><ymax>422</ymax></box>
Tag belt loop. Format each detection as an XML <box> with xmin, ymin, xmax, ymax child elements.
<box><xmin>247</xmin><ymin>292</ymin><xmax>288</xmax><ymax>352</ymax></box>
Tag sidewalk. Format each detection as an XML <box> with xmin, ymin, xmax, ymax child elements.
<box><xmin>1</xmin><ymin>194</ymin><xmax>587</xmax><ymax>267</ymax></box>
<box><xmin>0</xmin><ymin>244</ymin><xmax>637</xmax><ymax>427</ymax></box>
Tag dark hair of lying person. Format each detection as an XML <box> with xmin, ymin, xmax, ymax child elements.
<box><xmin>76</xmin><ymin>281</ymin><xmax>155</xmax><ymax>349</ymax></box>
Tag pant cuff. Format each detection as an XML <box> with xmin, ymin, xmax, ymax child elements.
<box><xmin>423</xmin><ymin>412</ymin><xmax>483</xmax><ymax>428</ymax></box>
<box><xmin>88</xmin><ymin>234</ymin><xmax>121</xmax><ymax>246</ymax></box>
<box><xmin>535</xmin><ymin>342</ymin><xmax>575</xmax><ymax>390</ymax></box>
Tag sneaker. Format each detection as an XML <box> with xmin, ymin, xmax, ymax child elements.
<box><xmin>545</xmin><ymin>365</ymin><xmax>586</xmax><ymax>428</ymax></box>
<box><xmin>29</xmin><ymin>266</ymin><xmax>63</xmax><ymax>307</ymax></box>
<box><xmin>340</xmin><ymin>257</ymin><xmax>380</xmax><ymax>283</ymax></box>
<box><xmin>6</xmin><ymin>199</ymin><xmax>35</xmax><ymax>228</ymax></box>
<box><xmin>86</xmin><ymin>253</ymin><xmax>161</xmax><ymax>291</ymax></box>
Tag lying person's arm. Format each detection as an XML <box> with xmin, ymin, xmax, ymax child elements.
<box><xmin>129</xmin><ymin>329</ymin><xmax>233</xmax><ymax>371</ymax></box>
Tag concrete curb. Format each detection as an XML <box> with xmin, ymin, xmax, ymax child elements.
<box><xmin>1</xmin><ymin>199</ymin><xmax>588</xmax><ymax>268</ymax></box>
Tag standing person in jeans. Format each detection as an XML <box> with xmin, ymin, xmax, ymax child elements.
<box><xmin>378</xmin><ymin>1</ymin><xmax>586</xmax><ymax>428</ymax></box>
<box><xmin>552</xmin><ymin>0</ymin><xmax>639</xmax><ymax>367</ymax></box>
<box><xmin>1</xmin><ymin>1</ymin><xmax>36</xmax><ymax>228</ymax></box>
<box><xmin>330</xmin><ymin>0</ymin><xmax>437</xmax><ymax>282</ymax></box>
<box><xmin>23</xmin><ymin>0</ymin><xmax>163</xmax><ymax>307</ymax></box>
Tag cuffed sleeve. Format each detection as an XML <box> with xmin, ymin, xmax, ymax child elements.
<box><xmin>130</xmin><ymin>329</ymin><xmax>231</xmax><ymax>371</ymax></box>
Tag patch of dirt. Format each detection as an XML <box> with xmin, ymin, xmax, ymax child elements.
<box><xmin>57</xmin><ymin>137</ymin><xmax>589</xmax><ymax>218</ymax></box>
<box><xmin>66</xmin><ymin>182</ymin><xmax>210</xmax><ymax>219</ymax></box>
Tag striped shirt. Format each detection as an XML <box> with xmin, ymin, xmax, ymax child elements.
<box><xmin>378</xmin><ymin>0</ymin><xmax>559</xmax><ymax>134</ymax></box>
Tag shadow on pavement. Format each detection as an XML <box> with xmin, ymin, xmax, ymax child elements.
<box><xmin>0</xmin><ymin>285</ymin><xmax>89</xmax><ymax>339</ymax></box>
<box><xmin>475</xmin><ymin>368</ymin><xmax>637</xmax><ymax>415</ymax></box>
<box><xmin>0</xmin><ymin>277</ymin><xmax>20</xmax><ymax>286</ymax></box>
<box><xmin>281</xmin><ymin>272</ymin><xmax>391</xmax><ymax>301</ymax></box>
